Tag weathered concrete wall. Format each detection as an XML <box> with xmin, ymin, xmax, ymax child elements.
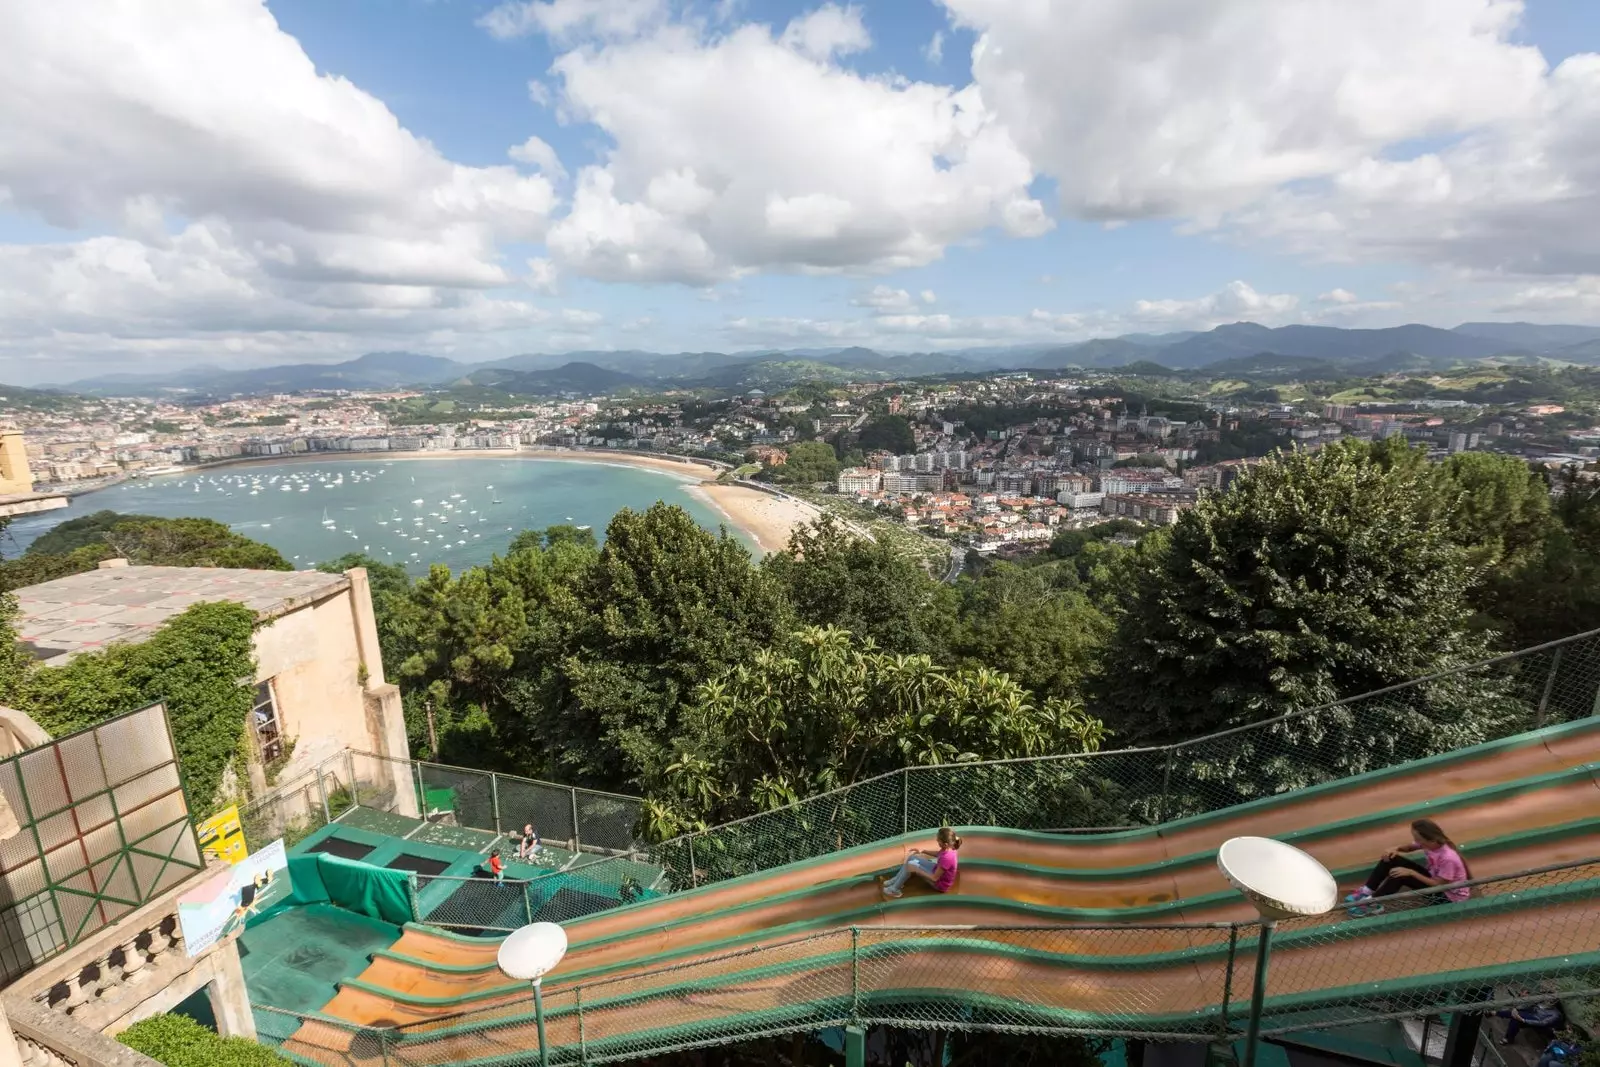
<box><xmin>253</xmin><ymin>588</ymin><xmax>369</xmax><ymax>774</ymax></box>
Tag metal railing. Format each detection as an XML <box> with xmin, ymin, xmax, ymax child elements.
<box><xmin>247</xmin><ymin>627</ymin><xmax>1600</xmax><ymax>935</ymax></box>
<box><xmin>504</xmin><ymin>626</ymin><xmax>1600</xmax><ymax>925</ymax></box>
<box><xmin>238</xmin><ymin>749</ymin><xmax>647</xmax><ymax>862</ymax></box>
<box><xmin>253</xmin><ymin>859</ymin><xmax>1600</xmax><ymax>1066</ymax></box>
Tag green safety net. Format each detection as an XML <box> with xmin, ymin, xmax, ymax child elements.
<box><xmin>286</xmin><ymin>853</ymin><xmax>413</xmax><ymax>926</ymax></box>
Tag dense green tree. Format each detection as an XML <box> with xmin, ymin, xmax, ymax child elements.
<box><xmin>1091</xmin><ymin>441</ymin><xmax>1508</xmax><ymax>759</ymax></box>
<box><xmin>2</xmin><ymin>515</ymin><xmax>291</xmax><ymax>592</ymax></box>
<box><xmin>507</xmin><ymin>503</ymin><xmax>792</xmax><ymax>791</ymax></box>
<box><xmin>25</xmin><ymin>509</ymin><xmax>161</xmax><ymax>555</ymax></box>
<box><xmin>1430</xmin><ymin>450</ymin><xmax>1556</xmax><ymax>572</ymax></box>
<box><xmin>652</xmin><ymin>625</ymin><xmax>1104</xmax><ymax>830</ymax></box>
<box><xmin>856</xmin><ymin>415</ymin><xmax>915</xmax><ymax>454</ymax></box>
<box><xmin>12</xmin><ymin>602</ymin><xmax>258</xmax><ymax>816</ymax></box>
<box><xmin>767</xmin><ymin>441</ymin><xmax>839</xmax><ymax>485</ymax></box>
<box><xmin>763</xmin><ymin>515</ymin><xmax>955</xmax><ymax>655</ymax></box>
<box><xmin>948</xmin><ymin>563</ymin><xmax>1110</xmax><ymax>701</ymax></box>
<box><xmin>1480</xmin><ymin>469</ymin><xmax>1600</xmax><ymax>650</ymax></box>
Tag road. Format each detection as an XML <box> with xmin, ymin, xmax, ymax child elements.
<box><xmin>943</xmin><ymin>545</ymin><xmax>965</xmax><ymax>583</ymax></box>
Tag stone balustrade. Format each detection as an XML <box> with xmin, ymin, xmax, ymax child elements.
<box><xmin>3</xmin><ymin>864</ymin><xmax>256</xmax><ymax>1058</ymax></box>
<box><xmin>4</xmin><ymin>996</ymin><xmax>159</xmax><ymax>1067</ymax></box>
<box><xmin>34</xmin><ymin>913</ymin><xmax>184</xmax><ymax>1028</ymax></box>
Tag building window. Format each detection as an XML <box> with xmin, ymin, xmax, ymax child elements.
<box><xmin>252</xmin><ymin>680</ymin><xmax>283</xmax><ymax>763</ymax></box>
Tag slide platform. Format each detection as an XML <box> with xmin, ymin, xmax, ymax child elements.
<box><xmin>282</xmin><ymin>717</ymin><xmax>1600</xmax><ymax>1065</ymax></box>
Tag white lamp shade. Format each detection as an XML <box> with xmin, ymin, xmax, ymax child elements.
<box><xmin>1217</xmin><ymin>836</ymin><xmax>1338</xmax><ymax>920</ymax></box>
<box><xmin>497</xmin><ymin>922</ymin><xmax>569</xmax><ymax>982</ymax></box>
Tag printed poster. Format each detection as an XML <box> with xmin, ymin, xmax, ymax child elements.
<box><xmin>177</xmin><ymin>838</ymin><xmax>291</xmax><ymax>956</ymax></box>
<box><xmin>196</xmin><ymin>805</ymin><xmax>248</xmax><ymax>865</ymax></box>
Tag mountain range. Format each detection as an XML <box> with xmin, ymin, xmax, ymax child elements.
<box><xmin>51</xmin><ymin>321</ymin><xmax>1600</xmax><ymax>398</ymax></box>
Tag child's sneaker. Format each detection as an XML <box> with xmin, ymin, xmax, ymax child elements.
<box><xmin>881</xmin><ymin>883</ymin><xmax>902</xmax><ymax>899</ymax></box>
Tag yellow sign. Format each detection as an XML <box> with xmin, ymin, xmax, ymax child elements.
<box><xmin>197</xmin><ymin>805</ymin><xmax>248</xmax><ymax>865</ymax></box>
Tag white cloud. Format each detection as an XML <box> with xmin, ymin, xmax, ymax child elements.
<box><xmin>508</xmin><ymin>136</ymin><xmax>567</xmax><ymax>181</ymax></box>
<box><xmin>1237</xmin><ymin>53</ymin><xmax>1600</xmax><ymax>279</ymax></box>
<box><xmin>525</xmin><ymin>257</ymin><xmax>560</xmax><ymax>294</ymax></box>
<box><xmin>725</xmin><ymin>279</ymin><xmax>1319</xmax><ymax>349</ymax></box>
<box><xmin>478</xmin><ymin>0</ymin><xmax>665</xmax><ymax>43</ymax></box>
<box><xmin>1128</xmin><ymin>280</ymin><xmax>1298</xmax><ymax>326</ymax></box>
<box><xmin>920</xmin><ymin>289</ymin><xmax>937</xmax><ymax>305</ymax></box>
<box><xmin>942</xmin><ymin>0</ymin><xmax>1547</xmax><ymax>221</ymax></box>
<box><xmin>1317</xmin><ymin>288</ymin><xmax>1360</xmax><ymax>305</ymax></box>
<box><xmin>0</xmin><ymin>1</ymin><xmax>555</xmax><ymax>289</ymax></box>
<box><xmin>0</xmin><ymin>0</ymin><xmax>581</xmax><ymax>379</ymax></box>
<box><xmin>542</xmin><ymin>17</ymin><xmax>1048</xmax><ymax>284</ymax></box>
<box><xmin>923</xmin><ymin>30</ymin><xmax>944</xmax><ymax>65</ymax></box>
<box><xmin>780</xmin><ymin>4</ymin><xmax>870</xmax><ymax>62</ymax></box>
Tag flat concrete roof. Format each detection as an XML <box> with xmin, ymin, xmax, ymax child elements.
<box><xmin>12</xmin><ymin>565</ymin><xmax>350</xmax><ymax>665</ymax></box>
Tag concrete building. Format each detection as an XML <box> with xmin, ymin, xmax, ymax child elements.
<box><xmin>0</xmin><ymin>429</ymin><xmax>67</xmax><ymax>520</ymax></box>
<box><xmin>10</xmin><ymin>562</ymin><xmax>411</xmax><ymax>799</ymax></box>
<box><xmin>837</xmin><ymin>467</ymin><xmax>882</xmax><ymax>494</ymax></box>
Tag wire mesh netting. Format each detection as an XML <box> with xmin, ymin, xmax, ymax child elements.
<box><xmin>251</xmin><ymin>859</ymin><xmax>1600</xmax><ymax>1065</ymax></box>
<box><xmin>513</xmin><ymin>627</ymin><xmax>1600</xmax><ymax>925</ymax></box>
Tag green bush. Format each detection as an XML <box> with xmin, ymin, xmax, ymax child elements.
<box><xmin>118</xmin><ymin>1013</ymin><xmax>293</xmax><ymax>1067</ymax></box>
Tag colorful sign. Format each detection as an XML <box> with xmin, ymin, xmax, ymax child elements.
<box><xmin>177</xmin><ymin>838</ymin><xmax>291</xmax><ymax>956</ymax></box>
<box><xmin>196</xmin><ymin>805</ymin><xmax>248</xmax><ymax>865</ymax></box>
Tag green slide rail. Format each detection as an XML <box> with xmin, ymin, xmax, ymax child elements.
<box><xmin>400</xmin><ymin>626</ymin><xmax>1600</xmax><ymax>933</ymax></box>
<box><xmin>254</xmin><ymin>856</ymin><xmax>1600</xmax><ymax>1066</ymax></box>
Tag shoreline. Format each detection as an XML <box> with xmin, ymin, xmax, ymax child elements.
<box><xmin>79</xmin><ymin>448</ymin><xmax>821</xmax><ymax>556</ymax></box>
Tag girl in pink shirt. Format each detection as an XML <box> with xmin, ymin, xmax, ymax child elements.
<box><xmin>1347</xmin><ymin>818</ymin><xmax>1472</xmax><ymax>915</ymax></box>
<box><xmin>882</xmin><ymin>827</ymin><xmax>962</xmax><ymax>899</ymax></box>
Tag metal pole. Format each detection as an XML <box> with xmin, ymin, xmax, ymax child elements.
<box><xmin>577</xmin><ymin>986</ymin><xmax>587</xmax><ymax>1065</ymax></box>
<box><xmin>346</xmin><ymin>751</ymin><xmax>357</xmax><ymax>808</ymax></box>
<box><xmin>1157</xmin><ymin>747</ymin><xmax>1174</xmax><ymax>825</ymax></box>
<box><xmin>571</xmin><ymin>787</ymin><xmax>582</xmax><ymax>853</ymax></box>
<box><xmin>1219</xmin><ymin>923</ymin><xmax>1239</xmax><ymax>1037</ymax></box>
<box><xmin>850</xmin><ymin>926</ymin><xmax>861</xmax><ymax>1020</ymax></box>
<box><xmin>533</xmin><ymin>978</ymin><xmax>550</xmax><ymax>1067</ymax></box>
<box><xmin>415</xmin><ymin>760</ymin><xmax>426</xmax><ymax>817</ymax></box>
<box><xmin>1535</xmin><ymin>645</ymin><xmax>1563</xmax><ymax>728</ymax></box>
<box><xmin>844</xmin><ymin>1025</ymin><xmax>865</xmax><ymax>1067</ymax></box>
<box><xmin>491</xmin><ymin>773</ymin><xmax>502</xmax><ymax>834</ymax></box>
<box><xmin>1242</xmin><ymin>921</ymin><xmax>1275</xmax><ymax>1067</ymax></box>
<box><xmin>688</xmin><ymin>837</ymin><xmax>698</xmax><ymax>888</ymax></box>
<box><xmin>900</xmin><ymin>767</ymin><xmax>909</xmax><ymax>835</ymax></box>
<box><xmin>317</xmin><ymin>771</ymin><xmax>331</xmax><ymax>827</ymax></box>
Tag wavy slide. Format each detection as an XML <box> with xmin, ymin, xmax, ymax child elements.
<box><xmin>285</xmin><ymin>719</ymin><xmax>1600</xmax><ymax>1065</ymax></box>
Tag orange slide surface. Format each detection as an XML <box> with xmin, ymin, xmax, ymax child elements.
<box><xmin>285</xmin><ymin>720</ymin><xmax>1600</xmax><ymax>1065</ymax></box>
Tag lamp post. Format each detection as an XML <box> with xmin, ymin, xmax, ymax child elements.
<box><xmin>1216</xmin><ymin>837</ymin><xmax>1337</xmax><ymax>1067</ymax></box>
<box><xmin>497</xmin><ymin>922</ymin><xmax>569</xmax><ymax>1067</ymax></box>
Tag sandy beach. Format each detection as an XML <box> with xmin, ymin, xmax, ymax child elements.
<box><xmin>691</xmin><ymin>483</ymin><xmax>821</xmax><ymax>554</ymax></box>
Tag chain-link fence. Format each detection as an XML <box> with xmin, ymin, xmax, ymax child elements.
<box><xmin>254</xmin><ymin>858</ymin><xmax>1600</xmax><ymax>1066</ymax></box>
<box><xmin>518</xmin><ymin>627</ymin><xmax>1600</xmax><ymax>919</ymax></box>
<box><xmin>239</xmin><ymin>749</ymin><xmax>647</xmax><ymax>861</ymax></box>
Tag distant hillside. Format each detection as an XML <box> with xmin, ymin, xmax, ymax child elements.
<box><xmin>1453</xmin><ymin>322</ymin><xmax>1600</xmax><ymax>352</ymax></box>
<box><xmin>1155</xmin><ymin>323</ymin><xmax>1505</xmax><ymax>369</ymax></box>
<box><xmin>464</xmin><ymin>362</ymin><xmax>644</xmax><ymax>395</ymax></box>
<box><xmin>66</xmin><ymin>351</ymin><xmax>464</xmax><ymax>396</ymax></box>
<box><xmin>41</xmin><ymin>320</ymin><xmax>1600</xmax><ymax>399</ymax></box>
<box><xmin>0</xmin><ymin>383</ymin><xmax>86</xmax><ymax>411</ymax></box>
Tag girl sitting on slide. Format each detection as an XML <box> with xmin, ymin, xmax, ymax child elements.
<box><xmin>882</xmin><ymin>827</ymin><xmax>962</xmax><ymax>899</ymax></box>
<box><xmin>1346</xmin><ymin>818</ymin><xmax>1471</xmax><ymax>915</ymax></box>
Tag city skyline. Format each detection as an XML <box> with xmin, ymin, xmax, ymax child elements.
<box><xmin>2</xmin><ymin>1</ymin><xmax>1599</xmax><ymax>383</ymax></box>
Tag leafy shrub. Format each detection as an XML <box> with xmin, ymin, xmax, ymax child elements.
<box><xmin>118</xmin><ymin>1013</ymin><xmax>293</xmax><ymax>1067</ymax></box>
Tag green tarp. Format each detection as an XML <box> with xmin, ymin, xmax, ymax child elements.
<box><xmin>287</xmin><ymin>853</ymin><xmax>414</xmax><ymax>926</ymax></box>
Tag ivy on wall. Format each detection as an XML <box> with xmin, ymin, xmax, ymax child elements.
<box><xmin>5</xmin><ymin>599</ymin><xmax>258</xmax><ymax>818</ymax></box>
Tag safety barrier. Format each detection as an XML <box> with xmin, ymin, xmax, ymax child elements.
<box><xmin>253</xmin><ymin>859</ymin><xmax>1600</xmax><ymax>1066</ymax></box>
<box><xmin>515</xmin><ymin>626</ymin><xmax>1600</xmax><ymax>920</ymax></box>
<box><xmin>238</xmin><ymin>750</ymin><xmax>647</xmax><ymax>862</ymax></box>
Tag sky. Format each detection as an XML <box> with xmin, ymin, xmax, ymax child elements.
<box><xmin>1</xmin><ymin>0</ymin><xmax>1599</xmax><ymax>384</ymax></box>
